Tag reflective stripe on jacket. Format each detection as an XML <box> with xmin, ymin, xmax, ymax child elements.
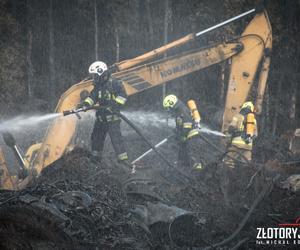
<box><xmin>231</xmin><ymin>136</ymin><xmax>252</xmax><ymax>150</ymax></box>
<box><xmin>83</xmin><ymin>77</ymin><xmax>127</xmax><ymax>122</ymax></box>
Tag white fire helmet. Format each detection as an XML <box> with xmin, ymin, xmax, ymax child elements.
<box><xmin>88</xmin><ymin>61</ymin><xmax>108</xmax><ymax>76</ymax></box>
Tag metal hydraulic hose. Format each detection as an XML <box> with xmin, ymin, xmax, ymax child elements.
<box><xmin>116</xmin><ymin>111</ymin><xmax>175</xmax><ymax>169</ymax></box>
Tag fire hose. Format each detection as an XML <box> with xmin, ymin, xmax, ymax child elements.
<box><xmin>63</xmin><ymin>106</ymin><xmax>174</xmax><ymax>169</ymax></box>
<box><xmin>131</xmin><ymin>135</ymin><xmax>174</xmax><ymax>165</ymax></box>
<box><xmin>63</xmin><ymin>106</ymin><xmax>197</xmax><ymax>185</ymax></box>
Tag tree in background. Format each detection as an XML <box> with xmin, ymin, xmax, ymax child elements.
<box><xmin>0</xmin><ymin>0</ymin><xmax>299</xmax><ymax>133</ymax></box>
<box><xmin>0</xmin><ymin>0</ymin><xmax>26</xmax><ymax>114</ymax></box>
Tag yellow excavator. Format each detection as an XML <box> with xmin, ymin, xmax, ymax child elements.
<box><xmin>0</xmin><ymin>8</ymin><xmax>272</xmax><ymax>190</ymax></box>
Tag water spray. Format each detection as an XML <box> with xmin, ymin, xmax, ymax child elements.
<box><xmin>199</xmin><ymin>126</ymin><xmax>227</xmax><ymax>137</ymax></box>
<box><xmin>0</xmin><ymin>113</ymin><xmax>62</xmax><ymax>178</ymax></box>
<box><xmin>0</xmin><ymin>113</ymin><xmax>61</xmax><ymax>132</ymax></box>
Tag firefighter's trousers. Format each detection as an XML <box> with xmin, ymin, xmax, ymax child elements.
<box><xmin>178</xmin><ymin>135</ymin><xmax>203</xmax><ymax>169</ymax></box>
<box><xmin>91</xmin><ymin>119</ymin><xmax>128</xmax><ymax>161</ymax></box>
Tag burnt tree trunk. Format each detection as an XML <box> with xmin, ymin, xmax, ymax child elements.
<box><xmin>272</xmin><ymin>74</ymin><xmax>283</xmax><ymax>135</ymax></box>
<box><xmin>94</xmin><ymin>0</ymin><xmax>98</xmax><ymax>60</ymax></box>
<box><xmin>26</xmin><ymin>1</ymin><xmax>33</xmax><ymax>99</ymax></box>
<box><xmin>48</xmin><ymin>0</ymin><xmax>55</xmax><ymax>104</ymax></box>
<box><xmin>288</xmin><ymin>75</ymin><xmax>297</xmax><ymax>129</ymax></box>
<box><xmin>162</xmin><ymin>0</ymin><xmax>170</xmax><ymax>100</ymax></box>
<box><xmin>146</xmin><ymin>0</ymin><xmax>154</xmax><ymax>46</ymax></box>
<box><xmin>115</xmin><ymin>27</ymin><xmax>120</xmax><ymax>62</ymax></box>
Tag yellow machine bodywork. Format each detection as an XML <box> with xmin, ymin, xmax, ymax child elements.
<box><xmin>0</xmin><ymin>11</ymin><xmax>272</xmax><ymax>190</ymax></box>
<box><xmin>30</xmin><ymin>42</ymin><xmax>241</xmax><ymax>177</ymax></box>
<box><xmin>114</xmin><ymin>43</ymin><xmax>242</xmax><ymax>95</ymax></box>
<box><xmin>0</xmin><ymin>147</ymin><xmax>15</xmax><ymax>189</ymax></box>
<box><xmin>222</xmin><ymin>11</ymin><xmax>272</xmax><ymax>131</ymax></box>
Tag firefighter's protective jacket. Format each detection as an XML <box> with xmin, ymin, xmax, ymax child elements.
<box><xmin>228</xmin><ymin>112</ymin><xmax>257</xmax><ymax>150</ymax></box>
<box><xmin>83</xmin><ymin>77</ymin><xmax>128</xmax><ymax>161</ymax></box>
<box><xmin>174</xmin><ymin>100</ymin><xmax>199</xmax><ymax>142</ymax></box>
<box><xmin>83</xmin><ymin>77</ymin><xmax>127</xmax><ymax>122</ymax></box>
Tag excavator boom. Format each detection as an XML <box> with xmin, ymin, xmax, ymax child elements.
<box><xmin>0</xmin><ymin>10</ymin><xmax>272</xmax><ymax>190</ymax></box>
<box><xmin>114</xmin><ymin>8</ymin><xmax>256</xmax><ymax>71</ymax></box>
<box><xmin>115</xmin><ymin>43</ymin><xmax>242</xmax><ymax>95</ymax></box>
<box><xmin>30</xmin><ymin>42</ymin><xmax>242</xmax><ymax>176</ymax></box>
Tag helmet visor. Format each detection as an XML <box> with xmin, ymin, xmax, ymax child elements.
<box><xmin>92</xmin><ymin>73</ymin><xmax>101</xmax><ymax>84</ymax></box>
<box><xmin>240</xmin><ymin>107</ymin><xmax>251</xmax><ymax>115</ymax></box>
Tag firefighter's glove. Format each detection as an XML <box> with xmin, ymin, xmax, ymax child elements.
<box><xmin>105</xmin><ymin>106</ymin><xmax>113</xmax><ymax>114</ymax></box>
<box><xmin>245</xmin><ymin>136</ymin><xmax>252</xmax><ymax>144</ymax></box>
<box><xmin>108</xmin><ymin>101</ymin><xmax>121</xmax><ymax>113</ymax></box>
<box><xmin>82</xmin><ymin>104</ymin><xmax>90</xmax><ymax>112</ymax></box>
<box><xmin>224</xmin><ymin>131</ymin><xmax>231</xmax><ymax>137</ymax></box>
<box><xmin>76</xmin><ymin>102</ymin><xmax>89</xmax><ymax>111</ymax></box>
<box><xmin>227</xmin><ymin>126</ymin><xmax>236</xmax><ymax>135</ymax></box>
<box><xmin>76</xmin><ymin>102</ymin><xmax>84</xmax><ymax>109</ymax></box>
<box><xmin>105</xmin><ymin>106</ymin><xmax>119</xmax><ymax>115</ymax></box>
<box><xmin>194</xmin><ymin>122</ymin><xmax>201</xmax><ymax>130</ymax></box>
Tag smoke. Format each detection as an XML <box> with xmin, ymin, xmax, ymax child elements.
<box><xmin>0</xmin><ymin>113</ymin><xmax>61</xmax><ymax>132</ymax></box>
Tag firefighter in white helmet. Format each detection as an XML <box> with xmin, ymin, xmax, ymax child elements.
<box><xmin>163</xmin><ymin>94</ymin><xmax>203</xmax><ymax>170</ymax></box>
<box><xmin>79</xmin><ymin>61</ymin><xmax>129</xmax><ymax>165</ymax></box>
<box><xmin>223</xmin><ymin>101</ymin><xmax>258</xmax><ymax>167</ymax></box>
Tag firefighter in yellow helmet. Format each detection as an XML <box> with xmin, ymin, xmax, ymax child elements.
<box><xmin>163</xmin><ymin>94</ymin><xmax>203</xmax><ymax>170</ymax></box>
<box><xmin>223</xmin><ymin>101</ymin><xmax>258</xmax><ymax>167</ymax></box>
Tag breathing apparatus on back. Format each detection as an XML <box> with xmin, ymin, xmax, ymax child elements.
<box><xmin>240</xmin><ymin>101</ymin><xmax>256</xmax><ymax>141</ymax></box>
<box><xmin>187</xmin><ymin>100</ymin><xmax>201</xmax><ymax>129</ymax></box>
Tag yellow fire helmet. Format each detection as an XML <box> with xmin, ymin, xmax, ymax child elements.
<box><xmin>241</xmin><ymin>101</ymin><xmax>254</xmax><ymax>112</ymax></box>
<box><xmin>163</xmin><ymin>94</ymin><xmax>178</xmax><ymax>110</ymax></box>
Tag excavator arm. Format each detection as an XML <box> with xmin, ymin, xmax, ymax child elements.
<box><xmin>222</xmin><ymin>11</ymin><xmax>272</xmax><ymax>131</ymax></box>
<box><xmin>31</xmin><ymin>42</ymin><xmax>242</xmax><ymax>176</ymax></box>
<box><xmin>1</xmin><ymin>10</ymin><xmax>272</xmax><ymax>190</ymax></box>
<box><xmin>114</xmin><ymin>43</ymin><xmax>243</xmax><ymax>95</ymax></box>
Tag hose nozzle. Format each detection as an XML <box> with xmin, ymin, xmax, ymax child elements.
<box><xmin>62</xmin><ymin>108</ymin><xmax>84</xmax><ymax>119</ymax></box>
<box><xmin>63</xmin><ymin>110</ymin><xmax>73</xmax><ymax>116</ymax></box>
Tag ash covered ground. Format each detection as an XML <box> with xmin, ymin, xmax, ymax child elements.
<box><xmin>0</xmin><ymin>111</ymin><xmax>300</xmax><ymax>249</ymax></box>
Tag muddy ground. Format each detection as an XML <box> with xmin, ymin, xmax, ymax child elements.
<box><xmin>0</xmin><ymin>113</ymin><xmax>300</xmax><ymax>249</ymax></box>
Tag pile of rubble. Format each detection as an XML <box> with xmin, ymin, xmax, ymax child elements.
<box><xmin>0</xmin><ymin>147</ymin><xmax>299</xmax><ymax>249</ymax></box>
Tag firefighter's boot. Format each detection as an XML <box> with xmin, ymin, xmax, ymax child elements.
<box><xmin>117</xmin><ymin>152</ymin><xmax>131</xmax><ymax>171</ymax></box>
